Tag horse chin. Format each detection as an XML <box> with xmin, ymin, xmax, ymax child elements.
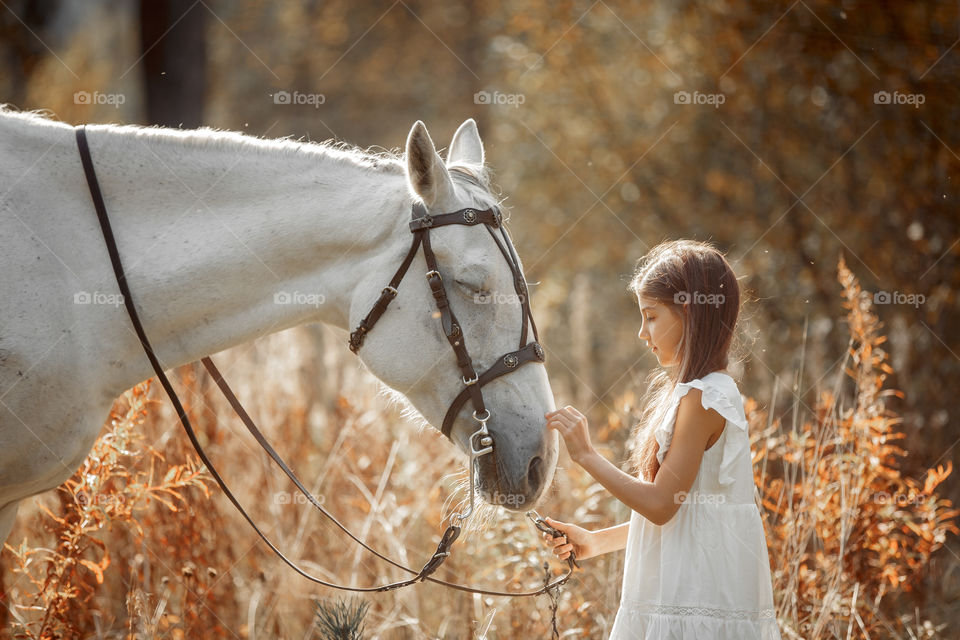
<box><xmin>476</xmin><ymin>485</ymin><xmax>528</xmax><ymax>513</ymax></box>
<box><xmin>475</xmin><ymin>457</ymin><xmax>536</xmax><ymax>513</ymax></box>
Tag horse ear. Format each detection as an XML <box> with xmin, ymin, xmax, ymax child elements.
<box><xmin>406</xmin><ymin>121</ymin><xmax>455</xmax><ymax>207</ymax></box>
<box><xmin>447</xmin><ymin>118</ymin><xmax>484</xmax><ymax>166</ymax></box>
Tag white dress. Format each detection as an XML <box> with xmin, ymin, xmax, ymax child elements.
<box><xmin>608</xmin><ymin>371</ymin><xmax>781</xmax><ymax>639</ymax></box>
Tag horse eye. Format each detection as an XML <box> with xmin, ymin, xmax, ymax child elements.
<box><xmin>455</xmin><ymin>278</ymin><xmax>479</xmax><ymax>292</ymax></box>
<box><xmin>455</xmin><ymin>279</ymin><xmax>490</xmax><ymax>298</ymax></box>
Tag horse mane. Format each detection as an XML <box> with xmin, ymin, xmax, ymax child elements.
<box><xmin>1</xmin><ymin>104</ymin><xmax>501</xmax><ymax>207</ymax></box>
<box><xmin>0</xmin><ymin>104</ymin><xmax>406</xmax><ymax>175</ymax></box>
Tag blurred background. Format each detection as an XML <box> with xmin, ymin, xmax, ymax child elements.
<box><xmin>1</xmin><ymin>1</ymin><xmax>958</xmax><ymax>638</ymax></box>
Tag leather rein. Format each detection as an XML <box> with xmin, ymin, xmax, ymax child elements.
<box><xmin>74</xmin><ymin>125</ymin><xmax>575</xmax><ymax>596</ymax></box>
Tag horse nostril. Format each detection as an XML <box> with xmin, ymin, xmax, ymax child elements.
<box><xmin>527</xmin><ymin>456</ymin><xmax>543</xmax><ymax>493</ymax></box>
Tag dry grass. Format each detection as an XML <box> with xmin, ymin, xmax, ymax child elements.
<box><xmin>1</xmin><ymin>256</ymin><xmax>955</xmax><ymax>638</ymax></box>
<box><xmin>751</xmin><ymin>255</ymin><xmax>957</xmax><ymax>639</ymax></box>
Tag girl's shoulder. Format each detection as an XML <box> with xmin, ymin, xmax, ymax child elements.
<box><xmin>654</xmin><ymin>370</ymin><xmax>749</xmax><ymax>467</ymax></box>
<box><xmin>671</xmin><ymin>371</ymin><xmax>746</xmax><ymax>428</ymax></box>
<box><xmin>674</xmin><ymin>370</ymin><xmax>740</xmax><ymax>397</ymax></box>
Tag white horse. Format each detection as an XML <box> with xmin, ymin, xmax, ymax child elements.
<box><xmin>0</xmin><ymin>108</ymin><xmax>559</xmax><ymax>544</ymax></box>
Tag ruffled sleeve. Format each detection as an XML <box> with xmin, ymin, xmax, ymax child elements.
<box><xmin>653</xmin><ymin>375</ymin><xmax>749</xmax><ymax>487</ymax></box>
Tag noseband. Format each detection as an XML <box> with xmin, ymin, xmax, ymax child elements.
<box><xmin>74</xmin><ymin>126</ymin><xmax>572</xmax><ymax>597</ymax></box>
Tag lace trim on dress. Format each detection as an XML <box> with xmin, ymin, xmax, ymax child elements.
<box><xmin>623</xmin><ymin>601</ymin><xmax>777</xmax><ymax>620</ymax></box>
<box><xmin>653</xmin><ymin>373</ymin><xmax>749</xmax><ymax>487</ymax></box>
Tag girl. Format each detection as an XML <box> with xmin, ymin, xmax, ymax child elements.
<box><xmin>542</xmin><ymin>240</ymin><xmax>780</xmax><ymax>639</ymax></box>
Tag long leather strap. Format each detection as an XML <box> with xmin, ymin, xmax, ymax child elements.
<box><xmin>75</xmin><ymin>125</ymin><xmax>574</xmax><ymax>596</ymax></box>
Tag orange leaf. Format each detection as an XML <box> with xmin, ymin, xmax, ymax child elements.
<box><xmin>79</xmin><ymin>558</ymin><xmax>105</xmax><ymax>584</ymax></box>
<box><xmin>924</xmin><ymin>461</ymin><xmax>953</xmax><ymax>494</ymax></box>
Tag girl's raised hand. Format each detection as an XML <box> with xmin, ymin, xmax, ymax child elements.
<box><xmin>545</xmin><ymin>405</ymin><xmax>595</xmax><ymax>464</ymax></box>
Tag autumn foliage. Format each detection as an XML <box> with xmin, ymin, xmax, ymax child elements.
<box><xmin>747</xmin><ymin>255</ymin><xmax>957</xmax><ymax>638</ymax></box>
<box><xmin>1</xmin><ymin>259</ymin><xmax>955</xmax><ymax>638</ymax></box>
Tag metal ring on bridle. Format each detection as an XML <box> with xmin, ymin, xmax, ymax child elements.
<box><xmin>450</xmin><ymin>416</ymin><xmax>495</xmax><ymax>525</ymax></box>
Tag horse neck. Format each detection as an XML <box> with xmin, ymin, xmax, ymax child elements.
<box><xmin>78</xmin><ymin>124</ymin><xmax>410</xmax><ymax>395</ymax></box>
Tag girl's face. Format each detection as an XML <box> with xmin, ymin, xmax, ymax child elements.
<box><xmin>637</xmin><ymin>296</ymin><xmax>685</xmax><ymax>367</ymax></box>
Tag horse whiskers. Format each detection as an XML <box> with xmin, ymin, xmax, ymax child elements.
<box><xmin>374</xmin><ymin>383</ymin><xmax>433</xmax><ymax>435</ymax></box>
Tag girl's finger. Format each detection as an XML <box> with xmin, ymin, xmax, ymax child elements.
<box><xmin>549</xmin><ymin>415</ymin><xmax>576</xmax><ymax>429</ymax></box>
<box><xmin>545</xmin><ymin>409</ymin><xmax>571</xmax><ymax>420</ymax></box>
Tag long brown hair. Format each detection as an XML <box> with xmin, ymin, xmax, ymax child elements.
<box><xmin>626</xmin><ymin>239</ymin><xmax>742</xmax><ymax>481</ymax></box>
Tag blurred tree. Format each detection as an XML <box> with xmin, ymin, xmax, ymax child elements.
<box><xmin>139</xmin><ymin>0</ymin><xmax>206</xmax><ymax>127</ymax></box>
<box><xmin>0</xmin><ymin>0</ymin><xmax>63</xmax><ymax>105</ymax></box>
<box><xmin>475</xmin><ymin>0</ymin><xmax>959</xmax><ymax>484</ymax></box>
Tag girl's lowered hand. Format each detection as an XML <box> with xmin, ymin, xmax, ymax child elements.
<box><xmin>539</xmin><ymin>516</ymin><xmax>597</xmax><ymax>561</ymax></box>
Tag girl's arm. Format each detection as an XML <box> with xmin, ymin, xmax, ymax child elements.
<box><xmin>547</xmin><ymin>392</ymin><xmax>723</xmax><ymax>526</ymax></box>
<box><xmin>576</xmin><ymin>452</ymin><xmax>667</xmax><ymax>524</ymax></box>
<box><xmin>591</xmin><ymin>521</ymin><xmax>630</xmax><ymax>555</ymax></box>
<box><xmin>541</xmin><ymin>518</ymin><xmax>630</xmax><ymax>560</ymax></box>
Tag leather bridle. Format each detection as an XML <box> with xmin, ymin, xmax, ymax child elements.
<box><xmin>74</xmin><ymin>125</ymin><xmax>575</xmax><ymax>597</ymax></box>
<box><xmin>348</xmin><ymin>169</ymin><xmax>547</xmax><ymax>524</ymax></box>
<box><xmin>351</xmin><ymin>192</ymin><xmax>547</xmax><ymax>440</ymax></box>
